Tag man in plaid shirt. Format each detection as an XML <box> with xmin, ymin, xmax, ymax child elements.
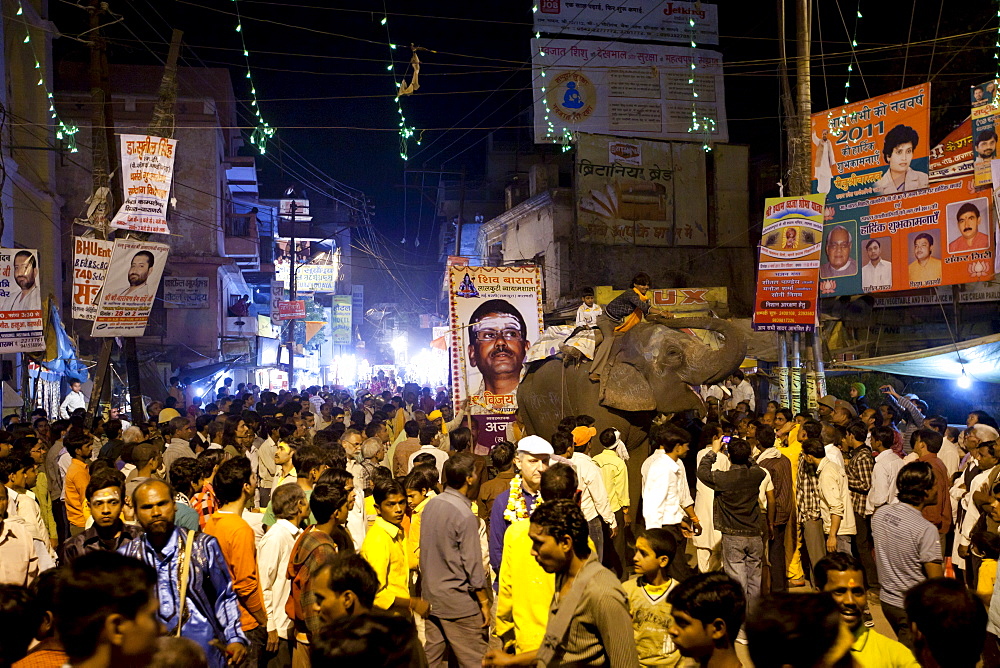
<box><xmin>796</xmin><ymin>451</ymin><xmax>825</xmax><ymax>583</ymax></box>
<box><xmin>844</xmin><ymin>422</ymin><xmax>877</xmax><ymax>589</ymax></box>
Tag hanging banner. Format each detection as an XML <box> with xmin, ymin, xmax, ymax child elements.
<box><xmin>91</xmin><ymin>240</ymin><xmax>169</xmax><ymax>337</ymax></box>
<box><xmin>534</xmin><ymin>0</ymin><xmax>719</xmax><ymax>45</ymax></box>
<box><xmin>162</xmin><ymin>277</ymin><xmax>209</xmax><ymax>309</ymax></box>
<box><xmin>972</xmin><ymin>80</ymin><xmax>998</xmax><ymax>188</ymax></box>
<box><xmin>812</xmin><ymin>83</ymin><xmax>931</xmax><ymax>203</ymax></box>
<box><xmin>276</xmin><ymin>300</ymin><xmax>306</xmax><ymax>321</ymax></box>
<box><xmin>929</xmin><ymin>117</ymin><xmax>973</xmax><ymax>182</ymax></box>
<box><xmin>275</xmin><ymin>262</ymin><xmax>338</xmax><ymax>292</ymax></box>
<box><xmin>472</xmin><ymin>415</ymin><xmax>516</xmax><ymax>454</ymax></box>
<box><xmin>269</xmin><ymin>280</ymin><xmax>283</xmax><ymax>328</ymax></box>
<box><xmin>72</xmin><ymin>237</ymin><xmax>113</xmax><ymax>321</ymax></box>
<box><xmin>448</xmin><ymin>266</ymin><xmax>543</xmax><ymax>415</ymax></box>
<box><xmin>110</xmin><ymin>134</ymin><xmax>177</xmax><ymax>235</ymax></box>
<box><xmin>819</xmin><ymin>176</ymin><xmax>993</xmax><ymax>297</ymax></box>
<box><xmin>331</xmin><ymin>295</ymin><xmax>351</xmax><ymax>345</ymax></box>
<box><xmin>751</xmin><ymin>195</ymin><xmax>824</xmax><ymax>333</ymax></box>
<box><xmin>531</xmin><ymin>38</ymin><xmax>727</xmax><ymax>144</ymax></box>
<box><xmin>0</xmin><ymin>249</ymin><xmax>44</xmax><ymax>352</ymax></box>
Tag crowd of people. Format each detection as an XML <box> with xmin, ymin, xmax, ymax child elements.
<box><xmin>0</xmin><ymin>376</ymin><xmax>996</xmax><ymax>667</ymax></box>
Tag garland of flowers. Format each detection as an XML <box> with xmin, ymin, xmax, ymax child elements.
<box><xmin>504</xmin><ymin>473</ymin><xmax>542</xmax><ymax>522</ymax></box>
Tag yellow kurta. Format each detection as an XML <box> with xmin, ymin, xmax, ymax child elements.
<box><xmin>360</xmin><ymin>516</ymin><xmax>409</xmax><ymax>610</ymax></box>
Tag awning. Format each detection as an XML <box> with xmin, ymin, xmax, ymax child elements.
<box><xmin>831</xmin><ymin>333</ymin><xmax>1000</xmax><ymax>384</ymax></box>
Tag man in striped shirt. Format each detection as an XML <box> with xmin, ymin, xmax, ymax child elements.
<box><xmin>843</xmin><ymin>421</ymin><xmax>878</xmax><ymax>592</ymax></box>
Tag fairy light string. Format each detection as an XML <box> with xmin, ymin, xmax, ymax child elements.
<box><xmin>231</xmin><ymin>0</ymin><xmax>275</xmax><ymax>153</ymax></box>
<box><xmin>380</xmin><ymin>12</ymin><xmax>418</xmax><ymax>161</ymax></box>
<box><xmin>844</xmin><ymin>1</ymin><xmax>862</xmax><ymax>103</ymax></box>
<box><xmin>686</xmin><ymin>16</ymin><xmax>716</xmax><ymax>152</ymax></box>
<box><xmin>16</xmin><ymin>0</ymin><xmax>79</xmax><ymax>152</ymax></box>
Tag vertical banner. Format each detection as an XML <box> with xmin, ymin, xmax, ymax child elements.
<box><xmin>91</xmin><ymin>240</ymin><xmax>169</xmax><ymax>337</ymax></box>
<box><xmin>972</xmin><ymin>80</ymin><xmax>998</xmax><ymax>188</ymax></box>
<box><xmin>448</xmin><ymin>266</ymin><xmax>543</xmax><ymax>415</ymax></box>
<box><xmin>110</xmin><ymin>135</ymin><xmax>177</xmax><ymax>235</ymax></box>
<box><xmin>72</xmin><ymin>237</ymin><xmax>113</xmax><ymax>321</ymax></box>
<box><xmin>752</xmin><ymin>195</ymin><xmax>825</xmax><ymax>332</ymax></box>
<box><xmin>819</xmin><ymin>177</ymin><xmax>994</xmax><ymax>296</ymax></box>
<box><xmin>331</xmin><ymin>295</ymin><xmax>352</xmax><ymax>344</ymax></box>
<box><xmin>812</xmin><ymin>83</ymin><xmax>931</xmax><ymax>203</ymax></box>
<box><xmin>0</xmin><ymin>249</ymin><xmax>44</xmax><ymax>352</ymax></box>
<box><xmin>269</xmin><ymin>280</ymin><xmax>283</xmax><ymax>329</ymax></box>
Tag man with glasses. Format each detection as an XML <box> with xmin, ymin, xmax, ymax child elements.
<box><xmin>467</xmin><ymin>299</ymin><xmax>530</xmax><ymax>400</ymax></box>
<box><xmin>820</xmin><ymin>226</ymin><xmax>858</xmax><ymax>278</ymax></box>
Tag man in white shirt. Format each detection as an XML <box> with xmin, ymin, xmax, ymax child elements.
<box><xmin>563</xmin><ymin>428</ymin><xmax>616</xmax><ymax>561</ymax></box>
<box><xmin>725</xmin><ymin>371</ymin><xmax>755</xmax><ymax>412</ymax></box>
<box><xmin>0</xmin><ymin>484</ymin><xmax>38</xmax><ymax>585</ymax></box>
<box><xmin>866</xmin><ymin>426</ymin><xmax>904</xmax><ymax>517</ymax></box>
<box><xmin>575</xmin><ymin>289</ymin><xmax>602</xmax><ymax>328</ymax></box>
<box><xmin>860</xmin><ymin>238</ymin><xmax>893</xmax><ymax>291</ymax></box>
<box><xmin>161</xmin><ymin>416</ymin><xmax>196</xmax><ymax>484</ymax></box>
<box><xmin>258</xmin><ymin>483</ymin><xmax>308</xmax><ymax>666</ymax></box>
<box><xmin>802</xmin><ymin>438</ymin><xmax>856</xmax><ymax>553</ymax></box>
<box><xmin>59</xmin><ymin>379</ymin><xmax>86</xmax><ymax>419</ymax></box>
<box><xmin>642</xmin><ymin>423</ymin><xmax>699</xmax><ymax>581</ymax></box>
<box><xmin>0</xmin><ymin>454</ymin><xmax>55</xmax><ymax>570</ymax></box>
<box><xmin>407</xmin><ymin>437</ymin><xmax>449</xmax><ymax>478</ymax></box>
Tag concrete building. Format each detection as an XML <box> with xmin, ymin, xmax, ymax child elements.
<box><xmin>54</xmin><ymin>63</ymin><xmax>255</xmax><ymax>373</ymax></box>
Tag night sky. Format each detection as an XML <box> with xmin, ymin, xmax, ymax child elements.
<box><xmin>49</xmin><ymin>0</ymin><xmax>999</xmax><ymax>309</ymax></box>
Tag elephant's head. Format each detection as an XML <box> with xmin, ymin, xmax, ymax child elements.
<box><xmin>601</xmin><ymin>317</ymin><xmax>747</xmax><ymax>415</ymax></box>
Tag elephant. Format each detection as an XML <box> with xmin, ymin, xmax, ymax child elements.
<box><xmin>516</xmin><ymin>316</ymin><xmax>747</xmax><ymax>522</ymax></box>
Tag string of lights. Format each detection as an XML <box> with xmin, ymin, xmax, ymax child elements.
<box><xmin>15</xmin><ymin>0</ymin><xmax>79</xmax><ymax>152</ymax></box>
<box><xmin>231</xmin><ymin>0</ymin><xmax>275</xmax><ymax>153</ymax></box>
<box><xmin>687</xmin><ymin>16</ymin><xmax>718</xmax><ymax>152</ymax></box>
<box><xmin>532</xmin><ymin>5</ymin><xmax>573</xmax><ymax>150</ymax></box>
<box><xmin>379</xmin><ymin>8</ymin><xmax>419</xmax><ymax>161</ymax></box>
<box><xmin>843</xmin><ymin>1</ymin><xmax>862</xmax><ymax>103</ymax></box>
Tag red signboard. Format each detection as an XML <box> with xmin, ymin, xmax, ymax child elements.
<box><xmin>276</xmin><ymin>300</ymin><xmax>306</xmax><ymax>320</ymax></box>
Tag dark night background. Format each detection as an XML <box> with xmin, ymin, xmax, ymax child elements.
<box><xmin>49</xmin><ymin>0</ymin><xmax>1000</xmax><ymax>311</ymax></box>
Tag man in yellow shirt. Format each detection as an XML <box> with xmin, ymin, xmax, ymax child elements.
<box><xmin>496</xmin><ymin>463</ymin><xmax>583</xmax><ymax>653</ymax></box>
<box><xmin>815</xmin><ymin>552</ymin><xmax>919</xmax><ymax>667</ymax></box>
<box><xmin>908</xmin><ymin>233</ymin><xmax>942</xmax><ymax>286</ymax></box>
<box><xmin>360</xmin><ymin>478</ymin><xmax>428</xmax><ymax>618</ymax></box>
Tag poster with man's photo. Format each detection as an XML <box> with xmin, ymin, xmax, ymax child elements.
<box><xmin>819</xmin><ymin>176</ymin><xmax>994</xmax><ymax>297</ymax></box>
<box><xmin>0</xmin><ymin>249</ymin><xmax>44</xmax><ymax>352</ymax></box>
<box><xmin>91</xmin><ymin>239</ymin><xmax>169</xmax><ymax>337</ymax></box>
<box><xmin>448</xmin><ymin>265</ymin><xmax>543</xmax><ymax>422</ymax></box>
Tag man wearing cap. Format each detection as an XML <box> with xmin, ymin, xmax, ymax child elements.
<box><xmin>489</xmin><ymin>436</ymin><xmax>551</xmax><ymax>574</ymax></box>
<box><xmin>567</xmin><ymin>428</ymin><xmax>616</xmax><ymax>561</ymax></box>
<box><xmin>817</xmin><ymin>395</ymin><xmax>837</xmax><ymax>421</ymax></box>
<box><xmin>832</xmin><ymin>400</ymin><xmax>857</xmax><ymax>428</ymax></box>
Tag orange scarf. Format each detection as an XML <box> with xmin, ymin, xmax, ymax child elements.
<box><xmin>615</xmin><ymin>287</ymin><xmax>651</xmax><ymax>333</ymax></box>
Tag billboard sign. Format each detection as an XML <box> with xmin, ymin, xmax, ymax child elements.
<box><xmin>531</xmin><ymin>38</ymin><xmax>727</xmax><ymax>144</ymax></box>
<box><xmin>929</xmin><ymin>117</ymin><xmax>973</xmax><ymax>182</ymax></box>
<box><xmin>276</xmin><ymin>300</ymin><xmax>306</xmax><ymax>320</ymax></box>
<box><xmin>331</xmin><ymin>295</ymin><xmax>351</xmax><ymax>344</ymax></box>
<box><xmin>971</xmin><ymin>80</ymin><xmax>998</xmax><ymax>188</ymax></box>
<box><xmin>819</xmin><ymin>177</ymin><xmax>993</xmax><ymax>297</ymax></box>
<box><xmin>163</xmin><ymin>277</ymin><xmax>209</xmax><ymax>309</ymax></box>
<box><xmin>72</xmin><ymin>237</ymin><xmax>113</xmax><ymax>321</ymax></box>
<box><xmin>811</xmin><ymin>83</ymin><xmax>931</xmax><ymax>204</ymax></box>
<box><xmin>752</xmin><ymin>196</ymin><xmax>824</xmax><ymax>332</ymax></box>
<box><xmin>534</xmin><ymin>0</ymin><xmax>718</xmax><ymax>45</ymax></box>
<box><xmin>110</xmin><ymin>134</ymin><xmax>177</xmax><ymax>235</ymax></box>
<box><xmin>0</xmin><ymin>249</ymin><xmax>44</xmax><ymax>352</ymax></box>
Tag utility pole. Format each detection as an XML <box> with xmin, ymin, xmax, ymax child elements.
<box><xmin>792</xmin><ymin>0</ymin><xmax>812</xmax><ymax>197</ymax></box>
<box><xmin>453</xmin><ymin>166</ymin><xmax>466</xmax><ymax>256</ymax></box>
<box><xmin>287</xmin><ymin>200</ymin><xmax>297</xmax><ymax>390</ymax></box>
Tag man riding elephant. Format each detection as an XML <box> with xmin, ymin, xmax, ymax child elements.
<box><xmin>589</xmin><ymin>272</ymin><xmax>668</xmax><ymax>384</ymax></box>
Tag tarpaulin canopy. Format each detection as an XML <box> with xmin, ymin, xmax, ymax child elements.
<box><xmin>832</xmin><ymin>333</ymin><xmax>1000</xmax><ymax>384</ymax></box>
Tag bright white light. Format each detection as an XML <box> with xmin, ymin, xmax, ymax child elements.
<box><xmin>957</xmin><ymin>370</ymin><xmax>972</xmax><ymax>389</ymax></box>
<box><xmin>391</xmin><ymin>336</ymin><xmax>407</xmax><ymax>353</ymax></box>
<box><xmin>193</xmin><ymin>387</ymin><xmax>204</xmax><ymax>398</ymax></box>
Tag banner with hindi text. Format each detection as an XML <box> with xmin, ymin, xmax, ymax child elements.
<box><xmin>91</xmin><ymin>239</ymin><xmax>169</xmax><ymax>337</ymax></box>
<box><xmin>72</xmin><ymin>237</ymin><xmax>113</xmax><ymax>321</ymax></box>
<box><xmin>0</xmin><ymin>249</ymin><xmax>44</xmax><ymax>352</ymax></box>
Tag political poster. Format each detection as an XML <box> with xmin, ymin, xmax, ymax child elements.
<box><xmin>71</xmin><ymin>237</ymin><xmax>113</xmax><ymax>321</ymax></box>
<box><xmin>110</xmin><ymin>134</ymin><xmax>177</xmax><ymax>235</ymax></box>
<box><xmin>0</xmin><ymin>249</ymin><xmax>44</xmax><ymax>352</ymax></box>
<box><xmin>811</xmin><ymin>83</ymin><xmax>931</xmax><ymax>203</ymax></box>
<box><xmin>448</xmin><ymin>266</ymin><xmax>543</xmax><ymax>415</ymax></box>
<box><xmin>534</xmin><ymin>1</ymin><xmax>718</xmax><ymax>46</ymax></box>
<box><xmin>971</xmin><ymin>80</ymin><xmax>998</xmax><ymax>188</ymax></box>
<box><xmin>472</xmin><ymin>415</ymin><xmax>515</xmax><ymax>455</ymax></box>
<box><xmin>91</xmin><ymin>239</ymin><xmax>169</xmax><ymax>337</ymax></box>
<box><xmin>929</xmin><ymin>117</ymin><xmax>973</xmax><ymax>182</ymax></box>
<box><xmin>331</xmin><ymin>295</ymin><xmax>351</xmax><ymax>344</ymax></box>
<box><xmin>752</xmin><ymin>196</ymin><xmax>824</xmax><ymax>332</ymax></box>
<box><xmin>162</xmin><ymin>277</ymin><xmax>209</xmax><ymax>309</ymax></box>
<box><xmin>819</xmin><ymin>177</ymin><xmax>993</xmax><ymax>297</ymax></box>
<box><xmin>531</xmin><ymin>38</ymin><xmax>727</xmax><ymax>144</ymax></box>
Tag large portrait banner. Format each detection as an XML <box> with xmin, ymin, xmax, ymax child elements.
<box><xmin>0</xmin><ymin>249</ymin><xmax>44</xmax><ymax>352</ymax></box>
<box><xmin>448</xmin><ymin>266</ymin><xmax>543</xmax><ymax>417</ymax></box>
<box><xmin>91</xmin><ymin>239</ymin><xmax>169</xmax><ymax>337</ymax></box>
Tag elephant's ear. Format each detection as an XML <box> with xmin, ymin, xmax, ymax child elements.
<box><xmin>602</xmin><ymin>363</ymin><xmax>656</xmax><ymax>412</ymax></box>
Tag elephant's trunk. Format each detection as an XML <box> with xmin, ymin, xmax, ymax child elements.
<box><xmin>657</xmin><ymin>316</ymin><xmax>747</xmax><ymax>386</ymax></box>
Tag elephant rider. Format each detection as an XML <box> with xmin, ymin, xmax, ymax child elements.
<box><xmin>589</xmin><ymin>272</ymin><xmax>668</xmax><ymax>383</ymax></box>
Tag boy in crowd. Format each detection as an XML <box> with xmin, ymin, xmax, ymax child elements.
<box><xmin>666</xmin><ymin>572</ymin><xmax>744</xmax><ymax>668</ymax></box>
<box><xmin>622</xmin><ymin>528</ymin><xmax>682</xmax><ymax>666</ymax></box>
